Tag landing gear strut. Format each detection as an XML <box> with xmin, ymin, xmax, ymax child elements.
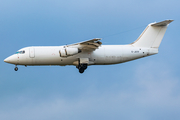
<box><xmin>14</xmin><ymin>66</ymin><xmax>18</xmax><ymax>71</ymax></box>
<box><xmin>77</xmin><ymin>64</ymin><xmax>88</xmax><ymax>73</ymax></box>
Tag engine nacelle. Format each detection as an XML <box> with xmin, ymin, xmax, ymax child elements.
<box><xmin>59</xmin><ymin>47</ymin><xmax>81</xmax><ymax>57</ymax></box>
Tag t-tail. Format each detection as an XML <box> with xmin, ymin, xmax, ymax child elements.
<box><xmin>131</xmin><ymin>20</ymin><xmax>173</xmax><ymax>49</ymax></box>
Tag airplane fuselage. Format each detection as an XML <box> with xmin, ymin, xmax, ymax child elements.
<box><xmin>4</xmin><ymin>20</ymin><xmax>173</xmax><ymax>73</ymax></box>
<box><xmin>5</xmin><ymin>45</ymin><xmax>157</xmax><ymax>66</ymax></box>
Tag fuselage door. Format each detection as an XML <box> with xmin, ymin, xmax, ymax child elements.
<box><xmin>29</xmin><ymin>47</ymin><xmax>35</xmax><ymax>58</ymax></box>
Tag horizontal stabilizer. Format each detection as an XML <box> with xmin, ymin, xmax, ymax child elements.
<box><xmin>151</xmin><ymin>20</ymin><xmax>174</xmax><ymax>26</ymax></box>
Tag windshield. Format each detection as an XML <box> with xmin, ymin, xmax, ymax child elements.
<box><xmin>16</xmin><ymin>50</ymin><xmax>25</xmax><ymax>54</ymax></box>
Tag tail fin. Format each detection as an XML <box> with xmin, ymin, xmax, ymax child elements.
<box><xmin>132</xmin><ymin>20</ymin><xmax>173</xmax><ymax>48</ymax></box>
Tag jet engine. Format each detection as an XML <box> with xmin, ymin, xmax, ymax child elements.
<box><xmin>59</xmin><ymin>47</ymin><xmax>81</xmax><ymax>57</ymax></box>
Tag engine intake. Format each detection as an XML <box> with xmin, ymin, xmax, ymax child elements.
<box><xmin>59</xmin><ymin>47</ymin><xmax>81</xmax><ymax>57</ymax></box>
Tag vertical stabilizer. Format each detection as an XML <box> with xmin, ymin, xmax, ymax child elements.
<box><xmin>132</xmin><ymin>20</ymin><xmax>173</xmax><ymax>48</ymax></box>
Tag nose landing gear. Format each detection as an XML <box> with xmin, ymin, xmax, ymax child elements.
<box><xmin>14</xmin><ymin>66</ymin><xmax>18</xmax><ymax>71</ymax></box>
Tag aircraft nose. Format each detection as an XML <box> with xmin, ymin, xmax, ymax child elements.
<box><xmin>4</xmin><ymin>54</ymin><xmax>17</xmax><ymax>64</ymax></box>
<box><xmin>4</xmin><ymin>58</ymin><xmax>9</xmax><ymax>63</ymax></box>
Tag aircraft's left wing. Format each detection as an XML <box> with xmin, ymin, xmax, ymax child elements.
<box><xmin>67</xmin><ymin>38</ymin><xmax>102</xmax><ymax>51</ymax></box>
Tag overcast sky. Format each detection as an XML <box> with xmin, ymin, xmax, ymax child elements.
<box><xmin>0</xmin><ymin>0</ymin><xmax>180</xmax><ymax>120</ymax></box>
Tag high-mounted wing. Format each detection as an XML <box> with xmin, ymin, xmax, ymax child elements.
<box><xmin>67</xmin><ymin>38</ymin><xmax>102</xmax><ymax>51</ymax></box>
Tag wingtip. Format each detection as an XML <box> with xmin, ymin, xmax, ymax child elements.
<box><xmin>93</xmin><ymin>38</ymin><xmax>102</xmax><ymax>40</ymax></box>
<box><xmin>166</xmin><ymin>19</ymin><xmax>174</xmax><ymax>23</ymax></box>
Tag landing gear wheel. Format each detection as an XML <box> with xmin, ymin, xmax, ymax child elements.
<box><xmin>14</xmin><ymin>67</ymin><xmax>18</xmax><ymax>71</ymax></box>
<box><xmin>83</xmin><ymin>64</ymin><xmax>87</xmax><ymax>70</ymax></box>
<box><xmin>77</xmin><ymin>64</ymin><xmax>88</xmax><ymax>73</ymax></box>
<box><xmin>79</xmin><ymin>68</ymin><xmax>84</xmax><ymax>73</ymax></box>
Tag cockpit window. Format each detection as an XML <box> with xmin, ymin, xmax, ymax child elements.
<box><xmin>16</xmin><ymin>50</ymin><xmax>25</xmax><ymax>54</ymax></box>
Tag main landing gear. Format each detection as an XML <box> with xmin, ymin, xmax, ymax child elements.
<box><xmin>14</xmin><ymin>66</ymin><xmax>18</xmax><ymax>71</ymax></box>
<box><xmin>76</xmin><ymin>64</ymin><xmax>88</xmax><ymax>73</ymax></box>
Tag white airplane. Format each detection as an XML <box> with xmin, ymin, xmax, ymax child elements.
<box><xmin>4</xmin><ymin>20</ymin><xmax>173</xmax><ymax>73</ymax></box>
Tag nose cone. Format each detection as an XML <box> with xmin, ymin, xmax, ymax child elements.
<box><xmin>4</xmin><ymin>54</ymin><xmax>17</xmax><ymax>64</ymax></box>
<box><xmin>4</xmin><ymin>58</ymin><xmax>9</xmax><ymax>63</ymax></box>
